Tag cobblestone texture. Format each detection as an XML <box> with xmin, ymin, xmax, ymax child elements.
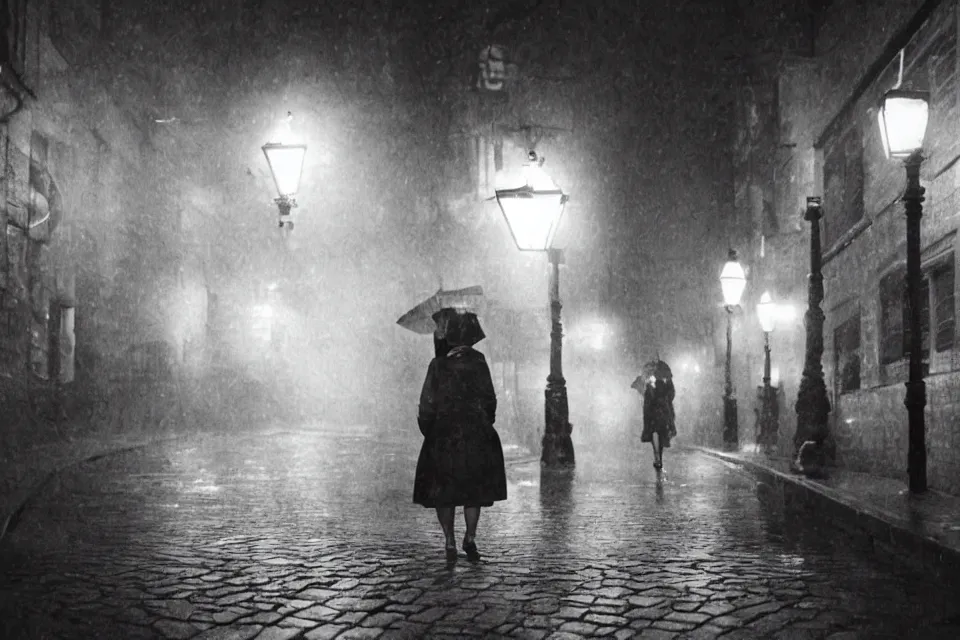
<box><xmin>1</xmin><ymin>428</ymin><xmax>959</xmax><ymax>639</ymax></box>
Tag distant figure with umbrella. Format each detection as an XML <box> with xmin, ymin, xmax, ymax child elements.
<box><xmin>414</xmin><ymin>308</ymin><xmax>507</xmax><ymax>564</ymax></box>
<box><xmin>631</xmin><ymin>358</ymin><xmax>676</xmax><ymax>472</ymax></box>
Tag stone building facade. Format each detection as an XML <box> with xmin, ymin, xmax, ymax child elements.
<box><xmin>737</xmin><ymin>0</ymin><xmax>960</xmax><ymax>493</ymax></box>
<box><xmin>0</xmin><ymin>1</ymin><xmax>211</xmax><ymax>436</ymax></box>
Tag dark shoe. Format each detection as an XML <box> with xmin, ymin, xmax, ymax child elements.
<box><xmin>445</xmin><ymin>547</ymin><xmax>458</xmax><ymax>564</ymax></box>
<box><xmin>462</xmin><ymin>541</ymin><xmax>481</xmax><ymax>563</ymax></box>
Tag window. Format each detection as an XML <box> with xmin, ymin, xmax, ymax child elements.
<box><xmin>1</xmin><ymin>0</ymin><xmax>29</xmax><ymax>78</ymax></box>
<box><xmin>878</xmin><ymin>255</ymin><xmax>955</xmax><ymax>367</ymax></box>
<box><xmin>821</xmin><ymin>116</ymin><xmax>864</xmax><ymax>249</ymax></box>
<box><xmin>902</xmin><ymin>277</ymin><xmax>931</xmax><ymax>361</ymax></box>
<box><xmin>932</xmin><ymin>262</ymin><xmax>955</xmax><ymax>352</ymax></box>
<box><xmin>447</xmin><ymin>134</ymin><xmax>477</xmax><ymax>198</ymax></box>
<box><xmin>834</xmin><ymin>312</ymin><xmax>861</xmax><ymax>393</ymax></box>
<box><xmin>879</xmin><ymin>270</ymin><xmax>905</xmax><ymax>365</ymax></box>
<box><xmin>879</xmin><ymin>268</ymin><xmax>930</xmax><ymax>366</ymax></box>
<box><xmin>49</xmin><ymin>0</ymin><xmax>105</xmax><ymax>65</ymax></box>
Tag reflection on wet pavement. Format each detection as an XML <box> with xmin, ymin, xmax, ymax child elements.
<box><xmin>1</xmin><ymin>427</ymin><xmax>958</xmax><ymax>639</ymax></box>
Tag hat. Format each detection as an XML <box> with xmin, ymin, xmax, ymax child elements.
<box><xmin>432</xmin><ymin>308</ymin><xmax>486</xmax><ymax>346</ymax></box>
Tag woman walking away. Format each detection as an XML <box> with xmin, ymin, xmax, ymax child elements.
<box><xmin>414</xmin><ymin>308</ymin><xmax>507</xmax><ymax>564</ymax></box>
<box><xmin>634</xmin><ymin>359</ymin><xmax>677</xmax><ymax>472</ymax></box>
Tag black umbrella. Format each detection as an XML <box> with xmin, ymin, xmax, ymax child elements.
<box><xmin>632</xmin><ymin>360</ymin><xmax>672</xmax><ymax>391</ymax></box>
<box><xmin>645</xmin><ymin>359</ymin><xmax>673</xmax><ymax>379</ymax></box>
<box><xmin>396</xmin><ymin>285</ymin><xmax>484</xmax><ymax>335</ymax></box>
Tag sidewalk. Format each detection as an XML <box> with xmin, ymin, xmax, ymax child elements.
<box><xmin>688</xmin><ymin>444</ymin><xmax>960</xmax><ymax>589</ymax></box>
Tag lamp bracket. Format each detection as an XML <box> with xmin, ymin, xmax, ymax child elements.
<box><xmin>804</xmin><ymin>196</ymin><xmax>822</xmax><ymax>222</ymax></box>
<box><xmin>275</xmin><ymin>196</ymin><xmax>298</xmax><ymax>212</ymax></box>
<box><xmin>521</xmin><ymin>125</ymin><xmax>543</xmax><ymax>151</ymax></box>
<box><xmin>275</xmin><ymin>196</ymin><xmax>297</xmax><ymax>230</ymax></box>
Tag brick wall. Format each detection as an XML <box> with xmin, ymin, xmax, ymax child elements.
<box><xmin>816</xmin><ymin>1</ymin><xmax>960</xmax><ymax>493</ymax></box>
<box><xmin>738</xmin><ymin>0</ymin><xmax>960</xmax><ymax>492</ymax></box>
<box><xmin>834</xmin><ymin>370</ymin><xmax>960</xmax><ymax>494</ymax></box>
<box><xmin>0</xmin><ymin>1</ymin><xmax>237</xmax><ymax>459</ymax></box>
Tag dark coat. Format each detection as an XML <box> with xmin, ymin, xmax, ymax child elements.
<box><xmin>413</xmin><ymin>346</ymin><xmax>507</xmax><ymax>508</ymax></box>
<box><xmin>641</xmin><ymin>377</ymin><xmax>676</xmax><ymax>446</ymax></box>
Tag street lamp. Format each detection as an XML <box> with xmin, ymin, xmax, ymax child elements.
<box><xmin>794</xmin><ymin>196</ymin><xmax>831</xmax><ymax>476</ymax></box>
<box><xmin>495</xmin><ymin>151</ymin><xmax>568</xmax><ymax>251</ymax></box>
<box><xmin>720</xmin><ymin>249</ymin><xmax>746</xmax><ymax>451</ymax></box>
<box><xmin>495</xmin><ymin>151</ymin><xmax>573</xmax><ymax>468</ymax></box>
<box><xmin>879</xmin><ymin>87</ymin><xmax>930</xmax><ymax>494</ymax></box>
<box><xmin>262</xmin><ymin>142</ymin><xmax>307</xmax><ymax>229</ymax></box>
<box><xmin>756</xmin><ymin>291</ymin><xmax>779</xmax><ymax>453</ymax></box>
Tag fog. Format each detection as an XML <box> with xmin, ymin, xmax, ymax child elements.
<box><xmin>76</xmin><ymin>0</ymin><xmax>743</xmax><ymax>446</ymax></box>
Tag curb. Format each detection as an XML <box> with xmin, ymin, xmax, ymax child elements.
<box><xmin>686</xmin><ymin>445</ymin><xmax>960</xmax><ymax>589</ymax></box>
<box><xmin>0</xmin><ymin>426</ymin><xmax>355</xmax><ymax>545</ymax></box>
<box><xmin>0</xmin><ymin>429</ymin><xmax>238</xmax><ymax>545</ymax></box>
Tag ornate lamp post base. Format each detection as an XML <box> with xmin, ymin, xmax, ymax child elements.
<box><xmin>543</xmin><ymin>377</ymin><xmax>574</xmax><ymax>467</ymax></box>
<box><xmin>757</xmin><ymin>386</ymin><xmax>779</xmax><ymax>453</ymax></box>
<box><xmin>722</xmin><ymin>397</ymin><xmax>738</xmax><ymax>450</ymax></box>
<box><xmin>542</xmin><ymin>248</ymin><xmax>575</xmax><ymax>468</ymax></box>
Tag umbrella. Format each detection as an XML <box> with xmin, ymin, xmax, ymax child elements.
<box><xmin>632</xmin><ymin>359</ymin><xmax>672</xmax><ymax>391</ymax></box>
<box><xmin>630</xmin><ymin>359</ymin><xmax>673</xmax><ymax>393</ymax></box>
<box><xmin>643</xmin><ymin>359</ymin><xmax>673</xmax><ymax>380</ymax></box>
<box><xmin>396</xmin><ymin>285</ymin><xmax>484</xmax><ymax>335</ymax></box>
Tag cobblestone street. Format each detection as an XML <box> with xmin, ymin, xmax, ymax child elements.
<box><xmin>1</xmin><ymin>426</ymin><xmax>959</xmax><ymax>639</ymax></box>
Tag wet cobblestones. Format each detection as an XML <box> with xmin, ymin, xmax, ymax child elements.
<box><xmin>1</xmin><ymin>429</ymin><xmax>959</xmax><ymax>639</ymax></box>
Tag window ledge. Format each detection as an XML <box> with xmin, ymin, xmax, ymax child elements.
<box><xmin>823</xmin><ymin>217</ymin><xmax>873</xmax><ymax>265</ymax></box>
<box><xmin>878</xmin><ymin>358</ymin><xmax>928</xmax><ymax>387</ymax></box>
<box><xmin>874</xmin><ymin>351</ymin><xmax>959</xmax><ymax>386</ymax></box>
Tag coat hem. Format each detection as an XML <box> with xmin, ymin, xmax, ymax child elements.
<box><xmin>413</xmin><ymin>498</ymin><xmax>504</xmax><ymax>508</ymax></box>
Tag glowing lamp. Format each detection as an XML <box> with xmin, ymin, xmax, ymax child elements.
<box><xmin>756</xmin><ymin>291</ymin><xmax>777</xmax><ymax>333</ymax></box>
<box><xmin>877</xmin><ymin>89</ymin><xmax>929</xmax><ymax>159</ymax></box>
<box><xmin>262</xmin><ymin>143</ymin><xmax>307</xmax><ymax>197</ymax></box>
<box><xmin>495</xmin><ymin>152</ymin><xmax>568</xmax><ymax>251</ymax></box>
<box><xmin>720</xmin><ymin>249</ymin><xmax>746</xmax><ymax>307</ymax></box>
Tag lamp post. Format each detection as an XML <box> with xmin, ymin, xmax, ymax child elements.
<box><xmin>262</xmin><ymin>142</ymin><xmax>307</xmax><ymax>230</ymax></box>
<box><xmin>720</xmin><ymin>249</ymin><xmax>746</xmax><ymax>451</ymax></box>
<box><xmin>793</xmin><ymin>196</ymin><xmax>831</xmax><ymax>475</ymax></box>
<box><xmin>495</xmin><ymin>151</ymin><xmax>573</xmax><ymax>468</ymax></box>
<box><xmin>756</xmin><ymin>291</ymin><xmax>779</xmax><ymax>453</ymax></box>
<box><xmin>878</xmin><ymin>87</ymin><xmax>930</xmax><ymax>494</ymax></box>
